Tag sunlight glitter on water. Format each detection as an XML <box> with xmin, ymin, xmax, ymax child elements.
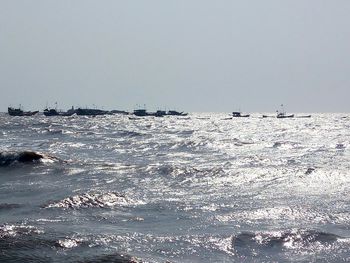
<box><xmin>0</xmin><ymin>113</ymin><xmax>349</xmax><ymax>262</ymax></box>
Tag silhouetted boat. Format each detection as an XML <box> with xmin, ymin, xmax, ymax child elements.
<box><xmin>167</xmin><ymin>110</ymin><xmax>188</xmax><ymax>116</ymax></box>
<box><xmin>262</xmin><ymin>115</ymin><xmax>274</xmax><ymax>118</ymax></box>
<box><xmin>8</xmin><ymin>107</ymin><xmax>38</xmax><ymax>116</ymax></box>
<box><xmin>133</xmin><ymin>109</ymin><xmax>164</xmax><ymax>117</ymax></box>
<box><xmin>276</xmin><ymin>104</ymin><xmax>294</xmax><ymax>118</ymax></box>
<box><xmin>296</xmin><ymin>115</ymin><xmax>311</xmax><ymax>118</ymax></box>
<box><xmin>277</xmin><ymin>113</ymin><xmax>294</xmax><ymax>118</ymax></box>
<box><xmin>232</xmin><ymin>112</ymin><xmax>250</xmax><ymax>117</ymax></box>
<box><xmin>133</xmin><ymin>109</ymin><xmax>149</xmax><ymax>116</ymax></box>
<box><xmin>155</xmin><ymin>110</ymin><xmax>166</xmax><ymax>117</ymax></box>
<box><xmin>133</xmin><ymin>108</ymin><xmax>187</xmax><ymax>117</ymax></box>
<box><xmin>61</xmin><ymin>107</ymin><xmax>76</xmax><ymax>116</ymax></box>
<box><xmin>43</xmin><ymin>108</ymin><xmax>59</xmax><ymax>116</ymax></box>
<box><xmin>43</xmin><ymin>107</ymin><xmax>76</xmax><ymax>117</ymax></box>
<box><xmin>75</xmin><ymin>108</ymin><xmax>109</xmax><ymax>116</ymax></box>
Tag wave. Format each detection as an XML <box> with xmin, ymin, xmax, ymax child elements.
<box><xmin>169</xmin><ymin>139</ymin><xmax>208</xmax><ymax>150</ymax></box>
<box><xmin>43</xmin><ymin>192</ymin><xmax>140</xmax><ymax>209</ymax></box>
<box><xmin>146</xmin><ymin>163</ymin><xmax>226</xmax><ymax>178</ymax></box>
<box><xmin>0</xmin><ymin>224</ymin><xmax>57</xmax><ymax>262</ymax></box>
<box><xmin>115</xmin><ymin>130</ymin><xmax>144</xmax><ymax>137</ymax></box>
<box><xmin>78</xmin><ymin>253</ymin><xmax>141</xmax><ymax>263</ymax></box>
<box><xmin>233</xmin><ymin>229</ymin><xmax>341</xmax><ymax>253</ymax></box>
<box><xmin>0</xmin><ymin>224</ymin><xmax>139</xmax><ymax>262</ymax></box>
<box><xmin>0</xmin><ymin>151</ymin><xmax>62</xmax><ymax>167</ymax></box>
<box><xmin>272</xmin><ymin>141</ymin><xmax>300</xmax><ymax>149</ymax></box>
<box><xmin>41</xmin><ymin>128</ymin><xmax>64</xmax><ymax>135</ymax></box>
<box><xmin>232</xmin><ymin>138</ymin><xmax>255</xmax><ymax>146</ymax></box>
<box><xmin>0</xmin><ymin>224</ymin><xmax>44</xmax><ymax>238</ymax></box>
<box><xmin>56</xmin><ymin>237</ymin><xmax>83</xmax><ymax>249</ymax></box>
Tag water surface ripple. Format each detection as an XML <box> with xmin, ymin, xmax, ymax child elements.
<box><xmin>0</xmin><ymin>113</ymin><xmax>349</xmax><ymax>262</ymax></box>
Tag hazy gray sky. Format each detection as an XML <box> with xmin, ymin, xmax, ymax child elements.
<box><xmin>1</xmin><ymin>1</ymin><xmax>349</xmax><ymax>112</ymax></box>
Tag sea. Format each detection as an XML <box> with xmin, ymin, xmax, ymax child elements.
<box><xmin>0</xmin><ymin>112</ymin><xmax>349</xmax><ymax>263</ymax></box>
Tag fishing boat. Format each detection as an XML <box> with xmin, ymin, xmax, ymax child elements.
<box><xmin>8</xmin><ymin>107</ymin><xmax>38</xmax><ymax>116</ymax></box>
<box><xmin>133</xmin><ymin>107</ymin><xmax>188</xmax><ymax>117</ymax></box>
<box><xmin>43</xmin><ymin>107</ymin><xmax>76</xmax><ymax>117</ymax></box>
<box><xmin>155</xmin><ymin>110</ymin><xmax>166</xmax><ymax>117</ymax></box>
<box><xmin>61</xmin><ymin>107</ymin><xmax>76</xmax><ymax>116</ymax></box>
<box><xmin>133</xmin><ymin>109</ymin><xmax>149</xmax><ymax>116</ymax></box>
<box><xmin>75</xmin><ymin>108</ymin><xmax>109</xmax><ymax>116</ymax></box>
<box><xmin>167</xmin><ymin>110</ymin><xmax>188</xmax><ymax>116</ymax></box>
<box><xmin>232</xmin><ymin>111</ymin><xmax>250</xmax><ymax>117</ymax></box>
<box><xmin>276</xmin><ymin>104</ymin><xmax>294</xmax><ymax>118</ymax></box>
<box><xmin>133</xmin><ymin>108</ymin><xmax>166</xmax><ymax>117</ymax></box>
<box><xmin>277</xmin><ymin>112</ymin><xmax>294</xmax><ymax>118</ymax></box>
<box><xmin>43</xmin><ymin>108</ymin><xmax>59</xmax><ymax>116</ymax></box>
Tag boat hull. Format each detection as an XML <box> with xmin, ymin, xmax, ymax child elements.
<box><xmin>8</xmin><ymin>107</ymin><xmax>38</xmax><ymax>116</ymax></box>
<box><xmin>277</xmin><ymin>114</ymin><xmax>294</xmax><ymax>118</ymax></box>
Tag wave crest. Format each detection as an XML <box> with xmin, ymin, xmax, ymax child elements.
<box><xmin>0</xmin><ymin>151</ymin><xmax>61</xmax><ymax>166</ymax></box>
<box><xmin>233</xmin><ymin>229</ymin><xmax>340</xmax><ymax>252</ymax></box>
<box><xmin>0</xmin><ymin>224</ymin><xmax>43</xmax><ymax>238</ymax></box>
<box><xmin>44</xmin><ymin>192</ymin><xmax>139</xmax><ymax>209</ymax></box>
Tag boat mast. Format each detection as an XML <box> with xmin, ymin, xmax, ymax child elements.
<box><xmin>281</xmin><ymin>104</ymin><xmax>285</xmax><ymax>115</ymax></box>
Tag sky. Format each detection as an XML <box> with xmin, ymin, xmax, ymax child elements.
<box><xmin>0</xmin><ymin>1</ymin><xmax>349</xmax><ymax>113</ymax></box>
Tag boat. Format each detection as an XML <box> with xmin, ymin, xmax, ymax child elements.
<box><xmin>133</xmin><ymin>109</ymin><xmax>149</xmax><ymax>117</ymax></box>
<box><xmin>262</xmin><ymin>115</ymin><xmax>274</xmax><ymax>118</ymax></box>
<box><xmin>133</xmin><ymin>108</ymin><xmax>187</xmax><ymax>117</ymax></box>
<box><xmin>296</xmin><ymin>115</ymin><xmax>311</xmax><ymax>118</ymax></box>
<box><xmin>276</xmin><ymin>104</ymin><xmax>294</xmax><ymax>118</ymax></box>
<box><xmin>276</xmin><ymin>113</ymin><xmax>294</xmax><ymax>118</ymax></box>
<box><xmin>133</xmin><ymin>109</ymin><xmax>165</xmax><ymax>117</ymax></box>
<box><xmin>8</xmin><ymin>107</ymin><xmax>23</xmax><ymax>116</ymax></box>
<box><xmin>43</xmin><ymin>107</ymin><xmax>76</xmax><ymax>117</ymax></box>
<box><xmin>61</xmin><ymin>107</ymin><xmax>76</xmax><ymax>116</ymax></box>
<box><xmin>75</xmin><ymin>108</ymin><xmax>109</xmax><ymax>116</ymax></box>
<box><xmin>8</xmin><ymin>107</ymin><xmax>38</xmax><ymax>116</ymax></box>
<box><xmin>167</xmin><ymin>110</ymin><xmax>188</xmax><ymax>116</ymax></box>
<box><xmin>43</xmin><ymin>108</ymin><xmax>59</xmax><ymax>116</ymax></box>
<box><xmin>155</xmin><ymin>110</ymin><xmax>166</xmax><ymax>117</ymax></box>
<box><xmin>232</xmin><ymin>111</ymin><xmax>250</xmax><ymax>117</ymax></box>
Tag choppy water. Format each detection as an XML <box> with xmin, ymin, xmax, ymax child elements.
<box><xmin>0</xmin><ymin>113</ymin><xmax>349</xmax><ymax>262</ymax></box>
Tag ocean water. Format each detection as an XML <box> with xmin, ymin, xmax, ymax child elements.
<box><xmin>0</xmin><ymin>113</ymin><xmax>349</xmax><ymax>262</ymax></box>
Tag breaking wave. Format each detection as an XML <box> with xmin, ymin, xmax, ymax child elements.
<box><xmin>0</xmin><ymin>224</ymin><xmax>54</xmax><ymax>262</ymax></box>
<box><xmin>145</xmin><ymin>163</ymin><xmax>227</xmax><ymax>179</ymax></box>
<box><xmin>233</xmin><ymin>229</ymin><xmax>342</xmax><ymax>252</ymax></box>
<box><xmin>43</xmin><ymin>192</ymin><xmax>141</xmax><ymax>209</ymax></box>
<box><xmin>0</xmin><ymin>151</ymin><xmax>61</xmax><ymax>166</ymax></box>
<box><xmin>55</xmin><ymin>237</ymin><xmax>83</xmax><ymax>249</ymax></box>
<box><xmin>0</xmin><ymin>224</ymin><xmax>140</xmax><ymax>262</ymax></box>
<box><xmin>0</xmin><ymin>224</ymin><xmax>43</xmax><ymax>238</ymax></box>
